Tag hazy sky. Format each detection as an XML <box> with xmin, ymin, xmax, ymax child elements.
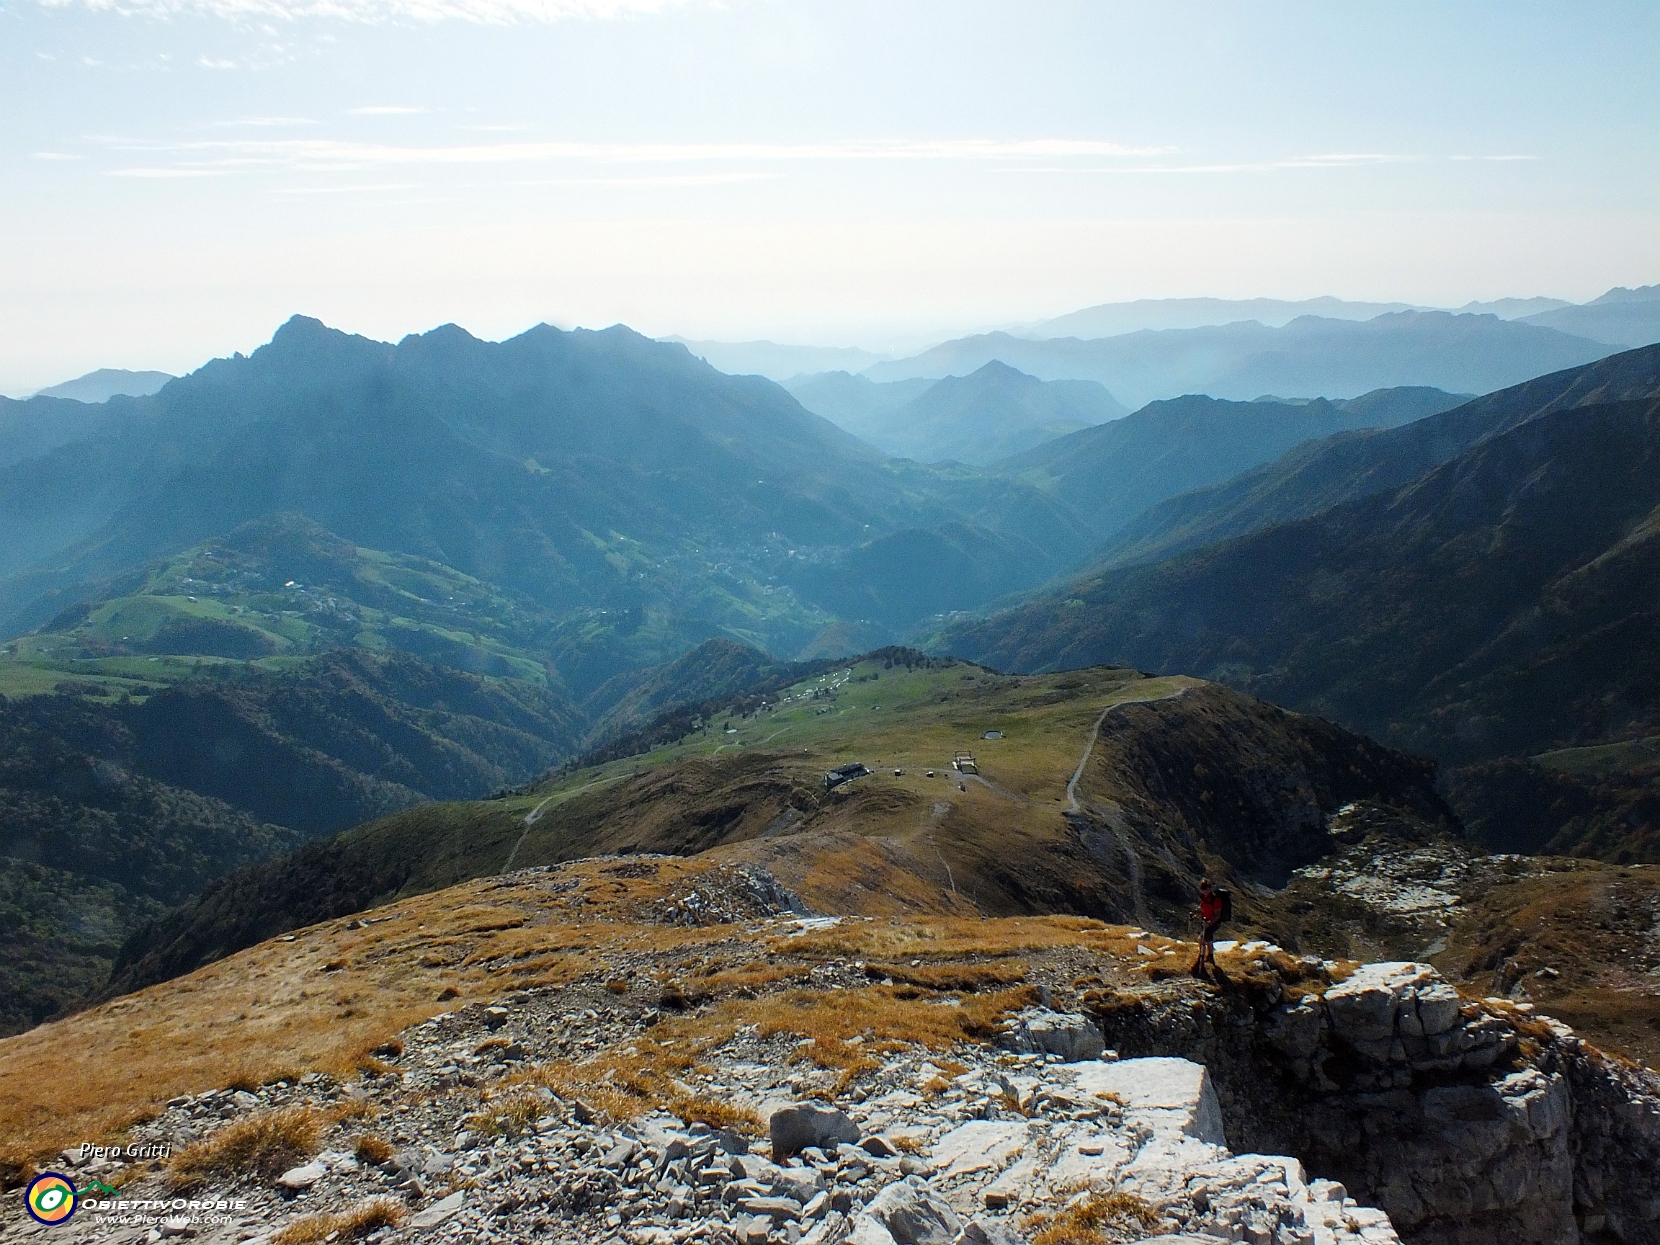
<box><xmin>3</xmin><ymin>0</ymin><xmax>1657</xmax><ymax>391</ymax></box>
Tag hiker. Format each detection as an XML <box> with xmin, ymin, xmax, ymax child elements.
<box><xmin>1194</xmin><ymin>877</ymin><xmax>1225</xmax><ymax>973</ymax></box>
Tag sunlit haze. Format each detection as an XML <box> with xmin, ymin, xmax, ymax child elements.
<box><xmin>3</xmin><ymin>0</ymin><xmax>1657</xmax><ymax>391</ymax></box>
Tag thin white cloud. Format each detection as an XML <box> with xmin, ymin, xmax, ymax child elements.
<box><xmin>1036</xmin><ymin>154</ymin><xmax>1413</xmax><ymax>174</ymax></box>
<box><xmin>348</xmin><ymin>104</ymin><xmax>429</xmax><ymax>115</ymax></box>
<box><xmin>522</xmin><ymin>172</ymin><xmax>782</xmax><ymax>187</ymax></box>
<box><xmin>276</xmin><ymin>181</ymin><xmax>420</xmax><ymax>193</ymax></box>
<box><xmin>196</xmin><ymin>54</ymin><xmax>238</xmax><ymax>67</ymax></box>
<box><xmin>108</xmin><ymin>166</ymin><xmax>226</xmax><ymax>177</ymax></box>
<box><xmin>32</xmin><ymin>0</ymin><xmax>690</xmax><ymax>22</ymax></box>
<box><xmin>218</xmin><ymin>115</ymin><xmax>319</xmax><ymax>126</ymax></box>
<box><xmin>1008</xmin><ymin>153</ymin><xmax>1538</xmax><ymax>175</ymax></box>
<box><xmin>92</xmin><ymin>136</ymin><xmax>1175</xmax><ymax>175</ymax></box>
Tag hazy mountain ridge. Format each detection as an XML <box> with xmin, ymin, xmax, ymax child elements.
<box><xmin>1086</xmin><ymin>345</ymin><xmax>1660</xmax><ymax>568</ymax></box>
<box><xmin>1027</xmin><ymin>295</ymin><xmax>1423</xmax><ymax>337</ymax></box>
<box><xmin>663</xmin><ymin>337</ymin><xmax>893</xmax><ymax>381</ymax></box>
<box><xmin>861</xmin><ymin>310</ymin><xmax>1617</xmax><ymax>409</ymax></box>
<box><xmin>787</xmin><ymin>361</ymin><xmax>1127</xmax><ymax>466</ymax></box>
<box><xmin>782</xmin><ymin>370</ymin><xmax>934</xmax><ymax>435</ymax></box>
<box><xmin>1518</xmin><ymin>283</ymin><xmax>1660</xmax><ymax>347</ymax></box>
<box><xmin>0</xmin><ymin>393</ymin><xmax>139</xmax><ymax>471</ymax></box>
<box><xmin>34</xmin><ymin>368</ymin><xmax>174</xmax><ymax>403</ymax></box>
<box><xmin>993</xmin><ymin>387</ymin><xmax>1464</xmax><ymax>541</ymax></box>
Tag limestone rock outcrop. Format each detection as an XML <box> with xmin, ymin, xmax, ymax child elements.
<box><xmin>1091</xmin><ymin>958</ymin><xmax>1660</xmax><ymax>1245</ymax></box>
<box><xmin>997</xmin><ymin>1008</ymin><xmax>1107</xmax><ymax>1062</ymax></box>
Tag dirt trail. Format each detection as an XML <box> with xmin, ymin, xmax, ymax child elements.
<box><xmin>500</xmin><ymin>773</ymin><xmax>627</xmax><ymax>872</ymax></box>
<box><xmin>1064</xmin><ymin>685</ymin><xmax>1190</xmax><ymax>926</ymax></box>
<box><xmin>1065</xmin><ymin>685</ymin><xmax>1191</xmax><ymax>812</ymax></box>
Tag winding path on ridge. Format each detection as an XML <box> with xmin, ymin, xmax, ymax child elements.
<box><xmin>500</xmin><ymin>774</ymin><xmax>628</xmax><ymax>873</ymax></box>
<box><xmin>1063</xmin><ymin>684</ymin><xmax>1191</xmax><ymax>927</ymax></box>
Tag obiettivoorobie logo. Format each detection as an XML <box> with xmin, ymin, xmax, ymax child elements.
<box><xmin>26</xmin><ymin>1173</ymin><xmax>79</xmax><ymax>1225</ymax></box>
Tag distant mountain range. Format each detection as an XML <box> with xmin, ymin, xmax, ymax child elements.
<box><xmin>994</xmin><ymin>386</ymin><xmax>1467</xmax><ymax>540</ymax></box>
<box><xmin>861</xmin><ymin>310</ymin><xmax>1620</xmax><ymax>409</ymax></box>
<box><xmin>786</xmin><ymin>361</ymin><xmax>1127</xmax><ymax>466</ymax></box>
<box><xmin>1022</xmin><ymin>294</ymin><xmax>1601</xmax><ymax>339</ymax></box>
<box><xmin>1513</xmin><ymin>284</ymin><xmax>1660</xmax><ymax>348</ymax></box>
<box><xmin>33</xmin><ymin>368</ymin><xmax>173</xmax><ymax>403</ymax></box>
<box><xmin>1026</xmin><ymin>296</ymin><xmax>1428</xmax><ymax>338</ymax></box>
<box><xmin>665</xmin><ymin>286</ymin><xmax>1660</xmax><ymax>398</ymax></box>
<box><xmin>664</xmin><ymin>338</ymin><xmax>890</xmax><ymax>382</ymax></box>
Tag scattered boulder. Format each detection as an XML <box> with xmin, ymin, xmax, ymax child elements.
<box><xmin>861</xmin><ymin>1179</ymin><xmax>962</xmax><ymax>1245</ymax></box>
<box><xmin>408</xmin><ymin>1190</ymin><xmax>466</xmax><ymax>1229</ymax></box>
<box><xmin>274</xmin><ymin>1160</ymin><xmax>326</xmax><ymax>1190</ymax></box>
<box><xmin>999</xmin><ymin>1008</ymin><xmax>1106</xmax><ymax>1062</ymax></box>
<box><xmin>956</xmin><ymin>1218</ymin><xmax>1025</xmax><ymax>1245</ymax></box>
<box><xmin>770</xmin><ymin>1101</ymin><xmax>860</xmax><ymax>1158</ymax></box>
<box><xmin>772</xmin><ymin>1165</ymin><xmax>825</xmax><ymax>1203</ymax></box>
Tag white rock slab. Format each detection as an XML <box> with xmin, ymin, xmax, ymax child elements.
<box><xmin>1044</xmin><ymin>1127</ymin><xmax>1132</xmax><ymax>1191</ymax></box>
<box><xmin>1072</xmin><ymin>1057</ymin><xmax>1226</xmax><ymax>1146</ymax></box>
<box><xmin>408</xmin><ymin>1191</ymin><xmax>466</xmax><ymax>1230</ymax></box>
<box><xmin>929</xmin><ymin>1121</ymin><xmax>1029</xmax><ymax>1176</ymax></box>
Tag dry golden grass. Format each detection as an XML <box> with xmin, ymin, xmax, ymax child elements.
<box><xmin>353</xmin><ymin>1135</ymin><xmax>393</xmax><ymax>1165</ymax></box>
<box><xmin>465</xmin><ymin>1090</ymin><xmax>546</xmax><ymax>1139</ymax></box>
<box><xmin>865</xmin><ymin>959</ymin><xmax>1029</xmax><ymax>991</ymax></box>
<box><xmin>1025</xmin><ymin>1191</ymin><xmax>1159</xmax><ymax>1245</ymax></box>
<box><xmin>166</xmin><ymin>1108</ymin><xmax>324</xmax><ymax>1191</ymax></box>
<box><xmin>791</xmin><ymin>1037</ymin><xmax>880</xmax><ymax>1094</ymax></box>
<box><xmin>776</xmin><ymin>915</ymin><xmax>1150</xmax><ymax>963</ymax></box>
<box><xmin>272</xmin><ymin>1197</ymin><xmax>405</xmax><ymax>1245</ymax></box>
<box><xmin>740</xmin><ymin>983</ymin><xmax>1039</xmax><ymax>1049</ymax></box>
<box><xmin>664</xmin><ymin>1095</ymin><xmax>763</xmax><ymax>1135</ymax></box>
<box><xmin>695</xmin><ymin>963</ymin><xmax>815</xmax><ymax>995</ymax></box>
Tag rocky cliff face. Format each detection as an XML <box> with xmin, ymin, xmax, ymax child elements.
<box><xmin>1088</xmin><ymin>960</ymin><xmax>1660</xmax><ymax>1245</ymax></box>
